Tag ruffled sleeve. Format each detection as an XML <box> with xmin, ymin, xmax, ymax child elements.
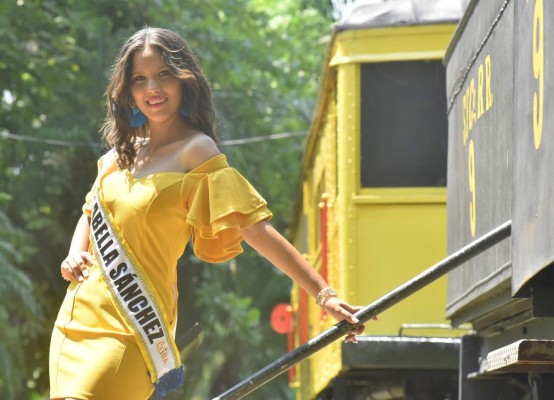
<box><xmin>186</xmin><ymin>162</ymin><xmax>272</xmax><ymax>263</ymax></box>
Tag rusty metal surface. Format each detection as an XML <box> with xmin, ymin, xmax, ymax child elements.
<box><xmin>483</xmin><ymin>340</ymin><xmax>554</xmax><ymax>373</ymax></box>
<box><xmin>445</xmin><ymin>0</ymin><xmax>513</xmax><ymax>320</ymax></box>
<box><xmin>512</xmin><ymin>0</ymin><xmax>554</xmax><ymax>297</ymax></box>
<box><xmin>447</xmin><ymin>0</ymin><xmax>554</xmax><ymax>312</ymax></box>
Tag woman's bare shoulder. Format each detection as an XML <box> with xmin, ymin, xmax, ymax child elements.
<box><xmin>179</xmin><ymin>132</ymin><xmax>221</xmax><ymax>172</ymax></box>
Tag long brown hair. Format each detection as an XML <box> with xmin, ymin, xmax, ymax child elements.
<box><xmin>101</xmin><ymin>27</ymin><xmax>217</xmax><ymax>169</ymax></box>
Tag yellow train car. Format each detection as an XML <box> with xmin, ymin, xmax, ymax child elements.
<box><xmin>289</xmin><ymin>1</ymin><xmax>468</xmax><ymax>399</ymax></box>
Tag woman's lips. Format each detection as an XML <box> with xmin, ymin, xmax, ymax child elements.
<box><xmin>146</xmin><ymin>97</ymin><xmax>167</xmax><ymax>107</ymax></box>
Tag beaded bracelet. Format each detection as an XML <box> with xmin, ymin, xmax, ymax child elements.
<box><xmin>316</xmin><ymin>287</ymin><xmax>337</xmax><ymax>309</ymax></box>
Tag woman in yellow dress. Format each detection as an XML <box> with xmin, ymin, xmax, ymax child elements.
<box><xmin>49</xmin><ymin>27</ymin><xmax>364</xmax><ymax>400</ymax></box>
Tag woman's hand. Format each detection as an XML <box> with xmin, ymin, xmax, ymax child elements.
<box><xmin>61</xmin><ymin>251</ymin><xmax>94</xmax><ymax>282</ymax></box>
<box><xmin>322</xmin><ymin>297</ymin><xmax>365</xmax><ymax>343</ymax></box>
<box><xmin>240</xmin><ymin>222</ymin><xmax>368</xmax><ymax>343</ymax></box>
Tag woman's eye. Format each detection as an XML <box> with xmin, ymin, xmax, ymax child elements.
<box><xmin>133</xmin><ymin>76</ymin><xmax>144</xmax><ymax>82</ymax></box>
<box><xmin>159</xmin><ymin>70</ymin><xmax>170</xmax><ymax>77</ymax></box>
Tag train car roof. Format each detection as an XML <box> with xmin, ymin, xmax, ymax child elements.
<box><xmin>336</xmin><ymin>0</ymin><xmax>469</xmax><ymax>31</ymax></box>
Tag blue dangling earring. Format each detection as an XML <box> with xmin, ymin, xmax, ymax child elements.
<box><xmin>129</xmin><ymin>97</ymin><xmax>147</xmax><ymax>128</ymax></box>
<box><xmin>179</xmin><ymin>101</ymin><xmax>189</xmax><ymax>118</ymax></box>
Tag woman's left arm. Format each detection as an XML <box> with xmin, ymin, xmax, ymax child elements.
<box><xmin>240</xmin><ymin>220</ymin><xmax>365</xmax><ymax>342</ymax></box>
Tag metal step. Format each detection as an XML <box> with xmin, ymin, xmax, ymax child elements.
<box><xmin>483</xmin><ymin>339</ymin><xmax>554</xmax><ymax>374</ymax></box>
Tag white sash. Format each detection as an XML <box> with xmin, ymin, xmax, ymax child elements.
<box><xmin>89</xmin><ymin>151</ymin><xmax>184</xmax><ymax>398</ymax></box>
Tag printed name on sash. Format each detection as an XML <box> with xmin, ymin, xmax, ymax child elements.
<box><xmin>91</xmin><ymin>202</ymin><xmax>166</xmax><ymax>348</ymax></box>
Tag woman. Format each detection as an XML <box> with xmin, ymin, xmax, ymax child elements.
<box><xmin>49</xmin><ymin>27</ymin><xmax>364</xmax><ymax>400</ymax></box>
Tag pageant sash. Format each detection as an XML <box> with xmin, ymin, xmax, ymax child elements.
<box><xmin>88</xmin><ymin>151</ymin><xmax>185</xmax><ymax>399</ymax></box>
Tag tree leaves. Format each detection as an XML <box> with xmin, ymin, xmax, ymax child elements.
<box><xmin>0</xmin><ymin>1</ymin><xmax>332</xmax><ymax>398</ymax></box>
<box><xmin>0</xmin><ymin>210</ymin><xmax>42</xmax><ymax>399</ymax></box>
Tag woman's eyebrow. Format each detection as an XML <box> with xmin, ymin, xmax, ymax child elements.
<box><xmin>131</xmin><ymin>65</ymin><xmax>166</xmax><ymax>76</ymax></box>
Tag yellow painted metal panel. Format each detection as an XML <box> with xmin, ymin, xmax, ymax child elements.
<box><xmin>330</xmin><ymin>24</ymin><xmax>456</xmax><ymax>66</ymax></box>
<box><xmin>337</xmin><ymin>62</ymin><xmax>360</xmax><ymax>303</ymax></box>
<box><xmin>351</xmin><ymin>202</ymin><xmax>449</xmax><ymax>335</ymax></box>
<box><xmin>355</xmin><ymin>188</ymin><xmax>447</xmax><ymax>204</ymax></box>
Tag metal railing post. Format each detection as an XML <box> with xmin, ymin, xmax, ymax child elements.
<box><xmin>212</xmin><ymin>220</ymin><xmax>512</xmax><ymax>400</ymax></box>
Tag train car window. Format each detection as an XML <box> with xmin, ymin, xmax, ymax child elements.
<box><xmin>360</xmin><ymin>61</ymin><xmax>447</xmax><ymax>187</ymax></box>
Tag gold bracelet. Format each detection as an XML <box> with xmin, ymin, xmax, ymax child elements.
<box><xmin>316</xmin><ymin>287</ymin><xmax>337</xmax><ymax>309</ymax></box>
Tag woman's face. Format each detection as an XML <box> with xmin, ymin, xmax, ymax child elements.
<box><xmin>129</xmin><ymin>45</ymin><xmax>183</xmax><ymax>125</ymax></box>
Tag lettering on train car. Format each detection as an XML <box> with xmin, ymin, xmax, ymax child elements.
<box><xmin>529</xmin><ymin>0</ymin><xmax>544</xmax><ymax>150</ymax></box>
<box><xmin>462</xmin><ymin>55</ymin><xmax>494</xmax><ymax>145</ymax></box>
<box><xmin>462</xmin><ymin>54</ymin><xmax>494</xmax><ymax>237</ymax></box>
<box><xmin>468</xmin><ymin>140</ymin><xmax>476</xmax><ymax>237</ymax></box>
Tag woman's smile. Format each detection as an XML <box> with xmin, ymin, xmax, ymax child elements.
<box><xmin>146</xmin><ymin>96</ymin><xmax>168</xmax><ymax>107</ymax></box>
<box><xmin>130</xmin><ymin>46</ymin><xmax>183</xmax><ymax>124</ymax></box>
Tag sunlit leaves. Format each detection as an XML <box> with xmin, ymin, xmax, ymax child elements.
<box><xmin>0</xmin><ymin>0</ymin><xmax>332</xmax><ymax>398</ymax></box>
<box><xmin>0</xmin><ymin>211</ymin><xmax>42</xmax><ymax>399</ymax></box>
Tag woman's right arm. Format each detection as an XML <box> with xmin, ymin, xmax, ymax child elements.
<box><xmin>60</xmin><ymin>213</ymin><xmax>94</xmax><ymax>282</ymax></box>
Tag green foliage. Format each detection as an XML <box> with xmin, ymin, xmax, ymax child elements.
<box><xmin>178</xmin><ymin>253</ymin><xmax>293</xmax><ymax>398</ymax></box>
<box><xmin>0</xmin><ymin>0</ymin><xmax>333</xmax><ymax>398</ymax></box>
<box><xmin>0</xmin><ymin>210</ymin><xmax>43</xmax><ymax>399</ymax></box>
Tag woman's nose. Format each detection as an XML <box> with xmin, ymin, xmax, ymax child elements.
<box><xmin>146</xmin><ymin>77</ymin><xmax>160</xmax><ymax>91</ymax></box>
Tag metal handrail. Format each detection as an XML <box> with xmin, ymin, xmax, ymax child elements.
<box><xmin>212</xmin><ymin>220</ymin><xmax>512</xmax><ymax>400</ymax></box>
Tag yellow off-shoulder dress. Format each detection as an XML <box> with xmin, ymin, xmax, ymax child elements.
<box><xmin>49</xmin><ymin>154</ymin><xmax>272</xmax><ymax>400</ymax></box>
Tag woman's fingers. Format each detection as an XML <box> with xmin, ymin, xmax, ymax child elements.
<box><xmin>344</xmin><ymin>324</ymin><xmax>365</xmax><ymax>343</ymax></box>
<box><xmin>60</xmin><ymin>252</ymin><xmax>94</xmax><ymax>282</ymax></box>
<box><xmin>323</xmin><ymin>297</ymin><xmax>368</xmax><ymax>342</ymax></box>
<box><xmin>326</xmin><ymin>298</ymin><xmax>361</xmax><ymax>323</ymax></box>
<box><xmin>61</xmin><ymin>260</ymin><xmax>75</xmax><ymax>281</ymax></box>
<box><xmin>344</xmin><ymin>322</ymin><xmax>365</xmax><ymax>343</ymax></box>
<box><xmin>331</xmin><ymin>305</ymin><xmax>359</xmax><ymax>324</ymax></box>
<box><xmin>70</xmin><ymin>255</ymin><xmax>87</xmax><ymax>281</ymax></box>
<box><xmin>345</xmin><ymin>332</ymin><xmax>358</xmax><ymax>343</ymax></box>
<box><xmin>81</xmin><ymin>251</ymin><xmax>94</xmax><ymax>266</ymax></box>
